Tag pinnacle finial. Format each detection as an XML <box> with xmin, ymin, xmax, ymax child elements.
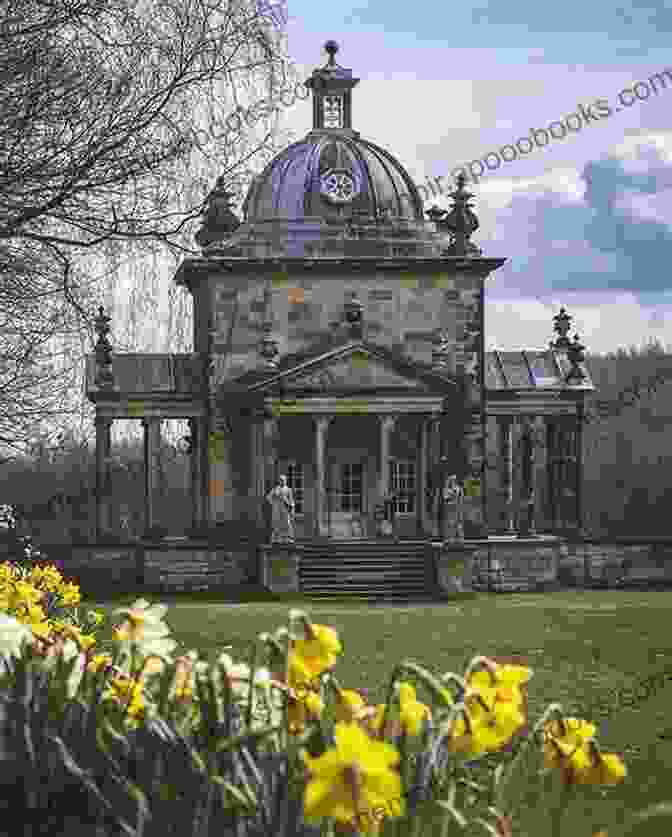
<box><xmin>324</xmin><ymin>40</ymin><xmax>339</xmax><ymax>66</ymax></box>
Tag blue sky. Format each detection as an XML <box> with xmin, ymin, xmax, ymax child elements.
<box><xmin>265</xmin><ymin>0</ymin><xmax>672</xmax><ymax>354</ymax></box>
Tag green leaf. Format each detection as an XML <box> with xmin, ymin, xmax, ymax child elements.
<box><xmin>435</xmin><ymin>799</ymin><xmax>468</xmax><ymax>828</ymax></box>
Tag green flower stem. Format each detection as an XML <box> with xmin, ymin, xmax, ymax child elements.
<box><xmin>464</xmin><ymin>656</ymin><xmax>499</xmax><ymax>686</ymax></box>
<box><xmin>550</xmin><ymin>782</ymin><xmax>571</xmax><ymax>837</ymax></box>
<box><xmin>606</xmin><ymin>802</ymin><xmax>672</xmax><ymax>836</ymax></box>
<box><xmin>493</xmin><ymin>702</ymin><xmax>565</xmax><ymax>811</ymax></box>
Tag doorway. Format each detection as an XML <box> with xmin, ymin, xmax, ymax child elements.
<box><xmin>328</xmin><ymin>460</ymin><xmax>367</xmax><ymax>538</ymax></box>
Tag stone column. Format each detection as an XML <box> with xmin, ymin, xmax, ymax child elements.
<box><xmin>550</xmin><ymin>418</ymin><xmax>574</xmax><ymax>531</ymax></box>
<box><xmin>546</xmin><ymin>420</ymin><xmax>558</xmax><ymax>531</ymax></box>
<box><xmin>379</xmin><ymin>415</ymin><xmax>397</xmax><ymax>498</ymax></box>
<box><xmin>575</xmin><ymin>403</ymin><xmax>585</xmax><ymax>535</ymax></box>
<box><xmin>462</xmin><ymin>411</ymin><xmax>486</xmax><ymax>538</ymax></box>
<box><xmin>497</xmin><ymin>416</ymin><xmax>515</xmax><ymax>533</ymax></box>
<box><xmin>314</xmin><ymin>415</ymin><xmax>334</xmax><ymax>537</ymax></box>
<box><xmin>250</xmin><ymin>420</ymin><xmax>265</xmax><ymax>528</ymax></box>
<box><xmin>143</xmin><ymin>417</ymin><xmax>162</xmax><ymax>534</ymax></box>
<box><xmin>416</xmin><ymin>417</ymin><xmax>429</xmax><ymax>535</ymax></box>
<box><xmin>95</xmin><ymin>415</ymin><xmax>113</xmax><ymax>538</ymax></box>
<box><xmin>262</xmin><ymin>416</ymin><xmax>278</xmax><ymax>490</ymax></box>
<box><xmin>518</xmin><ymin>418</ymin><xmax>537</xmax><ymax>536</ymax></box>
<box><xmin>188</xmin><ymin>417</ymin><xmax>205</xmax><ymax>529</ymax></box>
<box><xmin>532</xmin><ymin>416</ymin><xmax>548</xmax><ymax>533</ymax></box>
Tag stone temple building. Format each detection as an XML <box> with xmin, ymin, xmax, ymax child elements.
<box><xmin>86</xmin><ymin>41</ymin><xmax>594</xmax><ymax>596</ymax></box>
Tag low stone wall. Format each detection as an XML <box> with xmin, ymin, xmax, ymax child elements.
<box><xmin>471</xmin><ymin>536</ymin><xmax>672</xmax><ymax>592</ymax></box>
<box><xmin>12</xmin><ymin>536</ymin><xmax>672</xmax><ymax>597</ymax></box>
<box><xmin>558</xmin><ymin>539</ymin><xmax>672</xmax><ymax>587</ymax></box>
<box><xmin>25</xmin><ymin>541</ymin><xmax>249</xmax><ymax>596</ymax></box>
<box><xmin>471</xmin><ymin>536</ymin><xmax>562</xmax><ymax>592</ymax></box>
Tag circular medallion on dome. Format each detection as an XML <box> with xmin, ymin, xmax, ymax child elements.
<box><xmin>319</xmin><ymin>168</ymin><xmax>358</xmax><ymax>204</ymax></box>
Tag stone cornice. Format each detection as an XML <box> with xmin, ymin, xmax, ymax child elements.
<box><xmin>267</xmin><ymin>396</ymin><xmax>446</xmax><ymax>415</ymax></box>
<box><xmin>173</xmin><ymin>256</ymin><xmax>507</xmax><ymax>288</ymax></box>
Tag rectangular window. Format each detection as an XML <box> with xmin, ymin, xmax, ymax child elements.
<box><xmin>285</xmin><ymin>462</ymin><xmax>304</xmax><ymax>514</ymax></box>
<box><xmin>339</xmin><ymin>463</ymin><xmax>363</xmax><ymax>512</ymax></box>
<box><xmin>323</xmin><ymin>95</ymin><xmax>343</xmax><ymax>128</ymax></box>
<box><xmin>390</xmin><ymin>460</ymin><xmax>416</xmax><ymax>514</ymax></box>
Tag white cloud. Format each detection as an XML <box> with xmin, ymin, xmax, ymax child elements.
<box><xmin>486</xmin><ymin>294</ymin><xmax>672</xmax><ymax>354</ymax></box>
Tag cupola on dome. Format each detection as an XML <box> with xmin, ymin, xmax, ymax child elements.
<box><xmin>241</xmin><ymin>41</ymin><xmax>425</xmax><ymax>223</ymax></box>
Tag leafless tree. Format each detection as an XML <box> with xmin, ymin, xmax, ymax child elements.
<box><xmin>0</xmin><ymin>0</ymin><xmax>297</xmax><ymax>459</ymax></box>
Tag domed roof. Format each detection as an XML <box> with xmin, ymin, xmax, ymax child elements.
<box><xmin>242</xmin><ymin>132</ymin><xmax>425</xmax><ymax>223</ymax></box>
<box><xmin>241</xmin><ymin>41</ymin><xmax>424</xmax><ymax>224</ymax></box>
<box><xmin>195</xmin><ymin>42</ymin><xmax>485</xmax><ymax>260</ymax></box>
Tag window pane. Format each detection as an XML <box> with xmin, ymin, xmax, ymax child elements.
<box><xmin>391</xmin><ymin>460</ymin><xmax>416</xmax><ymax>514</ymax></box>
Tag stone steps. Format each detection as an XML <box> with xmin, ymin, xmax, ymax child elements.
<box><xmin>298</xmin><ymin>540</ymin><xmax>435</xmax><ymax>600</ymax></box>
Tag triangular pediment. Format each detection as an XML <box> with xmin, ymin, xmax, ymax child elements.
<box><xmin>246</xmin><ymin>341</ymin><xmax>454</xmax><ymax>396</ymax></box>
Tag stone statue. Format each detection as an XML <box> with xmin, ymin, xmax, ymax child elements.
<box><xmin>442</xmin><ymin>474</ymin><xmax>464</xmax><ymax>540</ymax></box>
<box><xmin>266</xmin><ymin>475</ymin><xmax>296</xmax><ymax>542</ymax></box>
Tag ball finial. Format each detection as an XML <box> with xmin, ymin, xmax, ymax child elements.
<box><xmin>324</xmin><ymin>40</ymin><xmax>339</xmax><ymax>65</ymax></box>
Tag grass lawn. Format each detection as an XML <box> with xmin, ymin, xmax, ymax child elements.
<box><xmin>83</xmin><ymin>590</ymin><xmax>672</xmax><ymax>836</ymax></box>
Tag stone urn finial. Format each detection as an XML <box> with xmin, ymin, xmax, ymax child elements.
<box><xmin>566</xmin><ymin>333</ymin><xmax>587</xmax><ymax>382</ymax></box>
<box><xmin>195</xmin><ymin>176</ymin><xmax>240</xmax><ymax>248</ymax></box>
<box><xmin>94</xmin><ymin>305</ymin><xmax>115</xmax><ymax>389</ymax></box>
<box><xmin>441</xmin><ymin>173</ymin><xmax>481</xmax><ymax>256</ymax></box>
<box><xmin>552</xmin><ymin>307</ymin><xmax>573</xmax><ymax>349</ymax></box>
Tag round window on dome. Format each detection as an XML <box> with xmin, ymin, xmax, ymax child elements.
<box><xmin>319</xmin><ymin>169</ymin><xmax>358</xmax><ymax>204</ymax></box>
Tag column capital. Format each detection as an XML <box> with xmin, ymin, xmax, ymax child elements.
<box><xmin>379</xmin><ymin>414</ymin><xmax>398</xmax><ymax>430</ymax></box>
<box><xmin>314</xmin><ymin>414</ymin><xmax>335</xmax><ymax>430</ymax></box>
<box><xmin>141</xmin><ymin>415</ymin><xmax>161</xmax><ymax>426</ymax></box>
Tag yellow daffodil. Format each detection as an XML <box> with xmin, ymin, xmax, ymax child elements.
<box><xmin>30</xmin><ymin>620</ymin><xmax>54</xmax><ymax>642</ymax></box>
<box><xmin>570</xmin><ymin>744</ymin><xmax>627</xmax><ymax>786</ymax></box>
<box><xmin>302</xmin><ymin>722</ymin><xmax>404</xmax><ymax>827</ymax></box>
<box><xmin>289</xmin><ymin>622</ymin><xmax>342</xmax><ymax>688</ymax></box>
<box><xmin>335</xmin><ymin>689</ymin><xmax>371</xmax><ymax>724</ymax></box>
<box><xmin>461</xmin><ymin>693</ymin><xmax>526</xmax><ymax>755</ymax></box>
<box><xmin>172</xmin><ymin>655</ymin><xmax>198</xmax><ymax>701</ymax></box>
<box><xmin>543</xmin><ymin>718</ymin><xmax>597</xmax><ymax>770</ymax></box>
<box><xmin>0</xmin><ymin>581</ymin><xmax>44</xmax><ymax>612</ymax></box>
<box><xmin>544</xmin><ymin>719</ymin><xmax>626</xmax><ymax>786</ymax></box>
<box><xmin>57</xmin><ymin>581</ymin><xmax>81</xmax><ymax>607</ymax></box>
<box><xmin>48</xmin><ymin>622</ymin><xmax>96</xmax><ymax>653</ymax></box>
<box><xmin>102</xmin><ymin>674</ymin><xmax>147</xmax><ymax>720</ymax></box>
<box><xmin>88</xmin><ymin>653</ymin><xmax>114</xmax><ymax>674</ymax></box>
<box><xmin>466</xmin><ymin>663</ymin><xmax>531</xmax><ymax>716</ymax></box>
<box><xmin>397</xmin><ymin>682</ymin><xmax>432</xmax><ymax>735</ymax></box>
<box><xmin>27</xmin><ymin>565</ymin><xmax>63</xmax><ymax>592</ymax></box>
<box><xmin>287</xmin><ymin>688</ymin><xmax>324</xmax><ymax>735</ymax></box>
<box><xmin>112</xmin><ymin>599</ymin><xmax>171</xmax><ymax>643</ymax></box>
<box><xmin>367</xmin><ymin>682</ymin><xmax>431</xmax><ymax>738</ymax></box>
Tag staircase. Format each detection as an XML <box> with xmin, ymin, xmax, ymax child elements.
<box><xmin>298</xmin><ymin>539</ymin><xmax>436</xmax><ymax>601</ymax></box>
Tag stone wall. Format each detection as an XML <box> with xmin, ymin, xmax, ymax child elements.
<box><xmin>207</xmin><ymin>269</ymin><xmax>483</xmax><ymax>381</ymax></box>
<box><xmin>205</xmin><ymin>267</ymin><xmax>486</xmax><ymax>533</ymax></box>
<box><xmin>26</xmin><ymin>537</ymin><xmax>672</xmax><ymax>597</ymax></box>
<box><xmin>472</xmin><ymin>537</ymin><xmax>672</xmax><ymax>591</ymax></box>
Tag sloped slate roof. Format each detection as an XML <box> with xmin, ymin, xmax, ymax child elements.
<box><xmin>486</xmin><ymin>348</ymin><xmax>593</xmax><ymax>390</ymax></box>
<box><xmin>85</xmin><ymin>354</ymin><xmax>204</xmax><ymax>397</ymax></box>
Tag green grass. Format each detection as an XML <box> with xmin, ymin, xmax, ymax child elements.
<box><xmin>82</xmin><ymin>590</ymin><xmax>672</xmax><ymax>837</ymax></box>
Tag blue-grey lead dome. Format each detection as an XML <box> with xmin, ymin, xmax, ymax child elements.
<box><xmin>241</xmin><ymin>132</ymin><xmax>426</xmax><ymax>223</ymax></box>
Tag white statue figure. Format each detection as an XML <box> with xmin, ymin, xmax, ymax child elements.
<box><xmin>443</xmin><ymin>474</ymin><xmax>465</xmax><ymax>540</ymax></box>
<box><xmin>266</xmin><ymin>475</ymin><xmax>296</xmax><ymax>542</ymax></box>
